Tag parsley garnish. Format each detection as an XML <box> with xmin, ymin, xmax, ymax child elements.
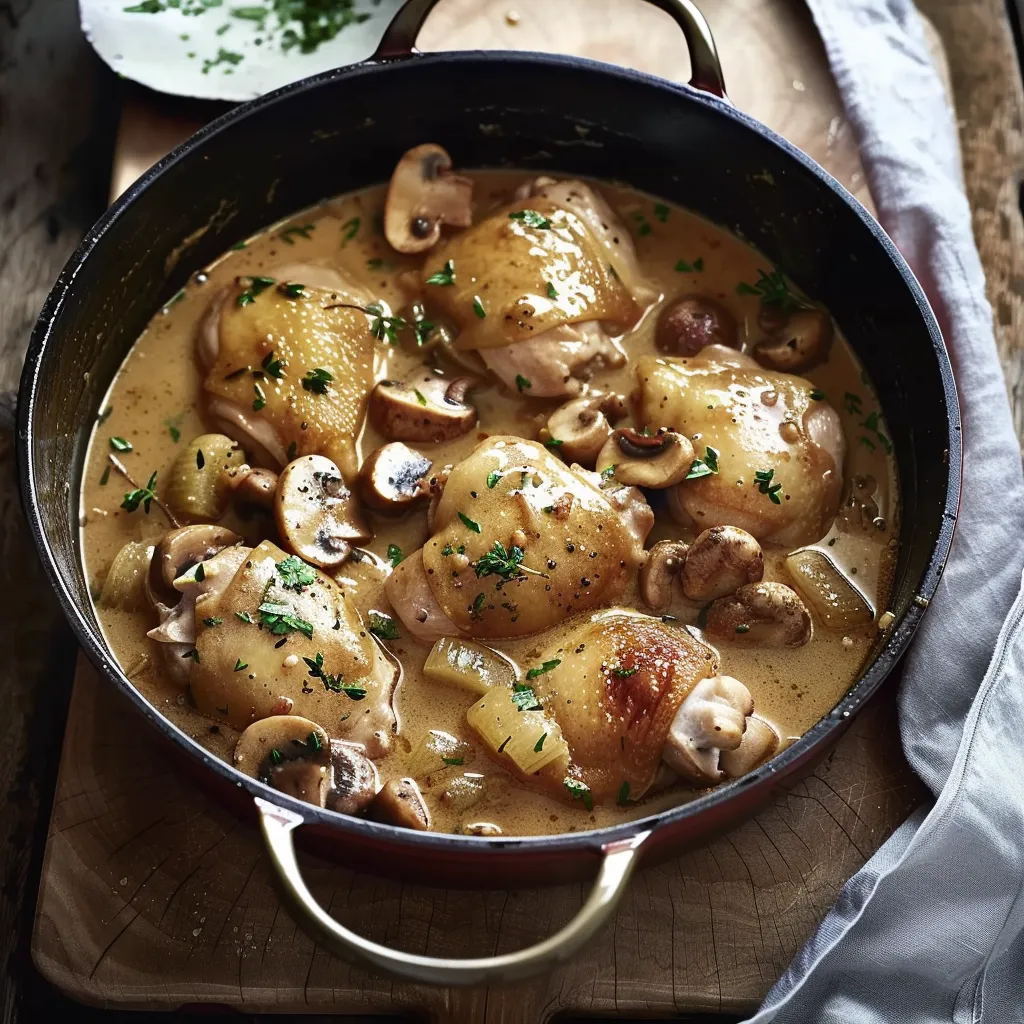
<box><xmin>471</xmin><ymin>592</ymin><xmax>486</xmax><ymax>620</ymax></box>
<box><xmin>515</xmin><ymin>374</ymin><xmax>532</xmax><ymax>393</ymax></box>
<box><xmin>543</xmin><ymin>438</ymin><xmax>563</xmax><ymax>449</ymax></box>
<box><xmin>341</xmin><ymin>217</ymin><xmax>360</xmax><ymax>246</ymax></box>
<box><xmin>301</xmin><ymin>368</ymin><xmax>333</xmax><ymax>394</ymax></box>
<box><xmin>387</xmin><ymin>544</ymin><xmax>404</xmax><ymax>567</ymax></box>
<box><xmin>182</xmin><ymin>648</ymin><xmax>200</xmax><ymax>663</ymax></box>
<box><xmin>860</xmin><ymin>411</ymin><xmax>893</xmax><ymax>454</ymax></box>
<box><xmin>511</xmin><ymin>683</ymin><xmax>543</xmax><ymax>710</ymax></box>
<box><xmin>735</xmin><ymin>624</ymin><xmax>751</xmax><ymax>633</ymax></box>
<box><xmin>121</xmin><ymin>471</ymin><xmax>158</xmax><ymax>514</ymax></box>
<box><xmin>612</xmin><ymin>665</ymin><xmax>639</xmax><ymax>678</ymax></box>
<box><xmin>486</xmin><ymin>471</ymin><xmax>501</xmax><ymax>489</ymax></box>
<box><xmin>442</xmin><ymin>756</ymin><xmax>464</xmax><ymax>766</ymax></box>
<box><xmin>258</xmin><ymin>601</ymin><xmax>314</xmax><ymax>639</ymax></box>
<box><xmin>526</xmin><ymin>659</ymin><xmax>560</xmax><ymax>680</ymax></box>
<box><xmin>736</xmin><ymin>268</ymin><xmax>796</xmax><ymax>309</ymax></box>
<box><xmin>413</xmin><ymin>315</ymin><xmax>436</xmax><ymax>347</ymax></box>
<box><xmin>279</xmin><ymin>282</ymin><xmax>305</xmax><ymax>299</ymax></box>
<box><xmin>675</xmin><ymin>256</ymin><xmax>705</xmax><ymax>272</ymax></box>
<box><xmin>99</xmin><ymin>466</ymin><xmax>110</xmax><ymax>486</ymax></box>
<box><xmin>686</xmin><ymin>445</ymin><xmax>720</xmax><ymax>480</ymax></box>
<box><xmin>426</xmin><ymin>259</ymin><xmax>455</xmax><ymax>286</ymax></box>
<box><xmin>753</xmin><ymin>468</ymin><xmax>783</xmax><ymax>504</ymax></box>
<box><xmin>458</xmin><ymin>511</ymin><xmax>482</xmax><ymax>533</ymax></box>
<box><xmin>601</xmin><ymin>465</ymin><xmax>615</xmax><ymax>480</ymax></box>
<box><xmin>473</xmin><ymin>540</ymin><xmax>547</xmax><ymax>583</ymax></box>
<box><xmin>413</xmin><ymin>389</ymin><xmax>428</xmax><ymax>407</ymax></box>
<box><xmin>276</xmin><ymin>555</ymin><xmax>316</xmax><ymax>591</ymax></box>
<box><xmin>546</xmin><ymin>280</ymin><xmax>558</xmax><ymax>299</ymax></box>
<box><xmin>844</xmin><ymin>392</ymin><xmax>864</xmax><ymax>415</ymax></box>
<box><xmin>617</xmin><ymin>781</ymin><xmax>631</xmax><ymax>806</ymax></box>
<box><xmin>235</xmin><ymin>610</ymin><xmax>254</xmax><ymax>623</ymax></box>
<box><xmin>306</xmin><ymin>731</ymin><xmax>322</xmax><ymax>754</ymax></box>
<box><xmin>368</xmin><ymin>611</ymin><xmax>400</xmax><ymax>640</ymax></box>
<box><xmin>653</xmin><ymin>203</ymin><xmax>670</xmax><ymax>223</ymax></box>
<box><xmin>278</xmin><ymin>224</ymin><xmax>314</xmax><ymax>244</ymax></box>
<box><xmin>366</xmin><ymin>257</ymin><xmax>391</xmax><ymax>271</ymax></box>
<box><xmin>631</xmin><ymin>211</ymin><xmax>652</xmax><ymax>236</ymax></box>
<box><xmin>365</xmin><ymin>302</ymin><xmax>408</xmax><ymax>343</ymax></box>
<box><xmin>237</xmin><ymin>275</ymin><xmax>275</xmax><ymax>307</ymax></box>
<box><xmin>809</xmin><ymin>389</ymin><xmax>825</xmax><ymax>401</ymax></box>
<box><xmin>261</xmin><ymin>350</ymin><xmax>285</xmax><ymax>378</ymax></box>
<box><xmin>472</xmin><ymin>295</ymin><xmax>486</xmax><ymax>319</ymax></box>
<box><xmin>234</xmin><ymin>658</ymin><xmax>248</xmax><ymax>672</ymax></box>
<box><xmin>269</xmin><ymin>748</ymin><xmax>283</xmax><ymax>766</ymax></box>
<box><xmin>109</xmin><ymin>436</ymin><xmax>132</xmax><ymax>452</ymax></box>
<box><xmin>534</xmin><ymin>733</ymin><xmax>548</xmax><ymax>752</ymax></box>
<box><xmin>303</xmin><ymin>652</ymin><xmax>366</xmax><ymax>699</ymax></box>
<box><xmin>564</xmin><ymin>777</ymin><xmax>594</xmax><ymax>811</ymax></box>
<box><xmin>508</xmin><ymin>210</ymin><xmax>550</xmax><ymax>229</ymax></box>
<box><xmin>252</xmin><ymin>382</ymin><xmax>266</xmax><ymax>411</ymax></box>
<box><xmin>166</xmin><ymin>419</ymin><xmax>182</xmax><ymax>442</ymax></box>
<box><xmin>202</xmin><ymin>617</ymin><xmax>223</xmax><ymax>627</ymax></box>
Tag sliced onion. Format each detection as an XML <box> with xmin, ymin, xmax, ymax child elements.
<box><xmin>466</xmin><ymin>686</ymin><xmax>570</xmax><ymax>776</ymax></box>
<box><xmin>99</xmin><ymin>540</ymin><xmax>156</xmax><ymax>612</ymax></box>
<box><xmin>423</xmin><ymin>637</ymin><xmax>516</xmax><ymax>695</ymax></box>
<box><xmin>784</xmin><ymin>549</ymin><xmax>873</xmax><ymax>630</ymax></box>
<box><xmin>405</xmin><ymin>729</ymin><xmax>476</xmax><ymax>779</ymax></box>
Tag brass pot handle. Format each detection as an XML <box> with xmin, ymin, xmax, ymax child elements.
<box><xmin>256</xmin><ymin>797</ymin><xmax>650</xmax><ymax>984</ymax></box>
<box><xmin>372</xmin><ymin>0</ymin><xmax>728</xmax><ymax>100</ymax></box>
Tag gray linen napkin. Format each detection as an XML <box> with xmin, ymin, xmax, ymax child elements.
<box><xmin>746</xmin><ymin>2</ymin><xmax>1024</xmax><ymax>1020</ymax></box>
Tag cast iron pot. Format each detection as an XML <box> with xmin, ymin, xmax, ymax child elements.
<box><xmin>17</xmin><ymin>0</ymin><xmax>960</xmax><ymax>986</ymax></box>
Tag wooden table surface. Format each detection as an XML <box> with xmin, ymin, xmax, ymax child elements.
<box><xmin>2</xmin><ymin>0</ymin><xmax>1024</xmax><ymax>1020</ymax></box>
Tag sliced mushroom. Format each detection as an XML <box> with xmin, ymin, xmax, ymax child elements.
<box><xmin>656</xmin><ymin>295</ymin><xmax>738</xmax><ymax>356</ymax></box>
<box><xmin>369</xmin><ymin>777</ymin><xmax>431</xmax><ymax>831</ymax></box>
<box><xmin>163</xmin><ymin>433</ymin><xmax>247</xmax><ymax>523</ymax></box>
<box><xmin>274</xmin><ymin>455</ymin><xmax>371</xmax><ymax>569</ymax></box>
<box><xmin>663</xmin><ymin>674</ymin><xmax>754</xmax><ymax>785</ymax></box>
<box><xmin>639</xmin><ymin>539</ymin><xmax>689</xmax><ymax>612</ymax></box>
<box><xmin>230</xmin><ymin>466</ymin><xmax>278</xmax><ymax>509</ymax></box>
<box><xmin>368</xmin><ymin>375</ymin><xmax>478</xmax><ymax>443</ymax></box>
<box><xmin>544</xmin><ymin>397</ymin><xmax>612</xmax><ymax>465</ymax></box>
<box><xmin>357</xmin><ymin>442</ymin><xmax>433</xmax><ymax>513</ymax></box>
<box><xmin>147</xmin><ymin>524</ymin><xmax>242</xmax><ymax>607</ymax></box>
<box><xmin>681</xmin><ymin>526</ymin><xmax>764</xmax><ymax>603</ymax></box>
<box><xmin>384</xmin><ymin>144</ymin><xmax>474</xmax><ymax>254</ymax></box>
<box><xmin>704</xmin><ymin>582</ymin><xmax>812</xmax><ymax>647</ymax></box>
<box><xmin>719</xmin><ymin>716</ymin><xmax>780</xmax><ymax>778</ymax></box>
<box><xmin>596</xmin><ymin>428</ymin><xmax>695</xmax><ymax>488</ymax></box>
<box><xmin>326</xmin><ymin>739</ymin><xmax>380</xmax><ymax>815</ymax></box>
<box><xmin>233</xmin><ymin>715</ymin><xmax>331</xmax><ymax>807</ymax></box>
<box><xmin>754</xmin><ymin>309</ymin><xmax>833</xmax><ymax>373</ymax></box>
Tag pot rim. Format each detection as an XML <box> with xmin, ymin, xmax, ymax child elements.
<box><xmin>17</xmin><ymin>48</ymin><xmax>961</xmax><ymax>857</ymax></box>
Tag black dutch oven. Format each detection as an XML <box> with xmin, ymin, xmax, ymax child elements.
<box><xmin>17</xmin><ymin>0</ymin><xmax>960</xmax><ymax>985</ymax></box>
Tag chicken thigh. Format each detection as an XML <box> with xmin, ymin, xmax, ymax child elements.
<box><xmin>197</xmin><ymin>265</ymin><xmax>377</xmax><ymax>479</ymax></box>
<box><xmin>386</xmin><ymin>437</ymin><xmax>653</xmax><ymax>639</ymax></box>
<box><xmin>636</xmin><ymin>352</ymin><xmax>845</xmax><ymax>546</ymax></box>
<box><xmin>421</xmin><ymin>181</ymin><xmax>658</xmax><ymax>396</ymax></box>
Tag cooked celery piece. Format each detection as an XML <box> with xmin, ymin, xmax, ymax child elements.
<box><xmin>424</xmin><ymin>636</ymin><xmax>516</xmax><ymax>695</ymax></box>
<box><xmin>785</xmin><ymin>548</ymin><xmax>873</xmax><ymax>630</ymax></box>
<box><xmin>406</xmin><ymin>729</ymin><xmax>476</xmax><ymax>779</ymax></box>
<box><xmin>466</xmin><ymin>685</ymin><xmax>570</xmax><ymax>776</ymax></box>
<box><xmin>441</xmin><ymin>772</ymin><xmax>487</xmax><ymax>811</ymax></box>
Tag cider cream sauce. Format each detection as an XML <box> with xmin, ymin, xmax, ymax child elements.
<box><xmin>80</xmin><ymin>171</ymin><xmax>897</xmax><ymax>837</ymax></box>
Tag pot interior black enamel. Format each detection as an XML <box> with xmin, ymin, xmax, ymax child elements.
<box><xmin>18</xmin><ymin>52</ymin><xmax>960</xmax><ymax>861</ymax></box>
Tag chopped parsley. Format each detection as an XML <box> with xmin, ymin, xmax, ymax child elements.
<box><xmin>252</xmin><ymin>381</ymin><xmax>267</xmax><ymax>411</ymax></box>
<box><xmin>515</xmin><ymin>374</ymin><xmax>532</xmax><ymax>393</ymax></box>
<box><xmin>234</xmin><ymin>658</ymin><xmax>248</xmax><ymax>672</ymax></box>
<box><xmin>653</xmin><ymin>202</ymin><xmax>670</xmax><ymax>222</ymax></box>
<box><xmin>202</xmin><ymin>617</ymin><xmax>223</xmax><ymax>627</ymax></box>
<box><xmin>258</xmin><ymin>601</ymin><xmax>314</xmax><ymax>639</ymax></box>
<box><xmin>413</xmin><ymin>389</ymin><xmax>428</xmax><ymax>407</ymax></box>
<box><xmin>564</xmin><ymin>777</ymin><xmax>594</xmax><ymax>811</ymax></box>
<box><xmin>109</xmin><ymin>436</ymin><xmax>132</xmax><ymax>452</ymax></box>
<box><xmin>366</xmin><ymin>257</ymin><xmax>392</xmax><ymax>271</ymax></box>
<box><xmin>426</xmin><ymin>259</ymin><xmax>456</xmax><ymax>286</ymax></box>
<box><xmin>486</xmin><ymin>471</ymin><xmax>501</xmax><ymax>489</ymax></box>
<box><xmin>686</xmin><ymin>445</ymin><xmax>720</xmax><ymax>480</ymax></box>
<box><xmin>166</xmin><ymin>418</ymin><xmax>182</xmax><ymax>442</ymax></box>
<box><xmin>860</xmin><ymin>411</ymin><xmax>893</xmax><ymax>454</ymax></box>
<box><xmin>471</xmin><ymin>592</ymin><xmax>486</xmax><ymax>620</ymax></box>
<box><xmin>631</xmin><ymin>211</ymin><xmax>652</xmax><ymax>236</ymax></box>
<box><xmin>387</xmin><ymin>544</ymin><xmax>404</xmax><ymax>567</ymax></box>
<box><xmin>278</xmin><ymin>224</ymin><xmax>314</xmax><ymax>244</ymax></box>
<box><xmin>121</xmin><ymin>471</ymin><xmax>158</xmax><ymax>514</ymax></box>
<box><xmin>276</xmin><ymin>555</ymin><xmax>316</xmax><ymax>591</ymax></box>
<box><xmin>534</xmin><ymin>733</ymin><xmax>548</xmax><ymax>753</ymax></box>
<box><xmin>735</xmin><ymin>624</ymin><xmax>751</xmax><ymax>634</ymax></box>
<box><xmin>303</xmin><ymin>652</ymin><xmax>366</xmax><ymax>699</ymax></box>
<box><xmin>543</xmin><ymin>438</ymin><xmax>563</xmax><ymax>449</ymax></box>
<box><xmin>442</xmin><ymin>756</ymin><xmax>464</xmax><ymax>766</ymax></box>
<box><xmin>844</xmin><ymin>391</ymin><xmax>864</xmax><ymax>415</ymax></box>
<box><xmin>526</xmin><ymin>659</ymin><xmax>560</xmax><ymax>680</ymax></box>
<box><xmin>235</xmin><ymin>610</ymin><xmax>254</xmax><ymax>623</ymax></box>
<box><xmin>458</xmin><ymin>511</ymin><xmax>482</xmax><ymax>533</ymax></box>
<box><xmin>182</xmin><ymin>648</ymin><xmax>200</xmax><ymax>663</ymax></box>
<box><xmin>809</xmin><ymin>388</ymin><xmax>826</xmax><ymax>401</ymax></box>
<box><xmin>301</xmin><ymin>367</ymin><xmax>334</xmax><ymax>394</ymax></box>
<box><xmin>365</xmin><ymin>302</ymin><xmax>408</xmax><ymax>343</ymax></box>
<box><xmin>237</xmin><ymin>275</ymin><xmax>275</xmax><ymax>307</ymax></box>
<box><xmin>736</xmin><ymin>268</ymin><xmax>796</xmax><ymax>309</ymax></box>
<box><xmin>473</xmin><ymin>540</ymin><xmax>546</xmax><ymax>583</ymax></box>
<box><xmin>412</xmin><ymin>315</ymin><xmax>436</xmax><ymax>347</ymax></box>
<box><xmin>472</xmin><ymin>295</ymin><xmax>487</xmax><ymax>319</ymax></box>
<box><xmin>511</xmin><ymin>683</ymin><xmax>543</xmax><ymax>711</ymax></box>
<box><xmin>753</xmin><ymin>468</ymin><xmax>783</xmax><ymax>504</ymax></box>
<box><xmin>546</xmin><ymin>280</ymin><xmax>558</xmax><ymax>299</ymax></box>
<box><xmin>99</xmin><ymin>466</ymin><xmax>110</xmax><ymax>486</ymax></box>
<box><xmin>617</xmin><ymin>781</ymin><xmax>631</xmax><ymax>806</ymax></box>
<box><xmin>261</xmin><ymin>350</ymin><xmax>285</xmax><ymax>378</ymax></box>
<box><xmin>269</xmin><ymin>748</ymin><xmax>283</xmax><ymax>766</ymax></box>
<box><xmin>306</xmin><ymin>731</ymin><xmax>322</xmax><ymax>754</ymax></box>
<box><xmin>442</xmin><ymin>543</ymin><xmax>466</xmax><ymax>557</ymax></box>
<box><xmin>279</xmin><ymin>282</ymin><xmax>305</xmax><ymax>299</ymax></box>
<box><xmin>508</xmin><ymin>209</ymin><xmax>550</xmax><ymax>229</ymax></box>
<box><xmin>675</xmin><ymin>256</ymin><xmax>705</xmax><ymax>273</ymax></box>
<box><xmin>612</xmin><ymin>665</ymin><xmax>640</xmax><ymax>678</ymax></box>
<box><xmin>341</xmin><ymin>217</ymin><xmax>360</xmax><ymax>246</ymax></box>
<box><xmin>601</xmin><ymin>465</ymin><xmax>615</xmax><ymax>480</ymax></box>
<box><xmin>368</xmin><ymin>611</ymin><xmax>400</xmax><ymax>641</ymax></box>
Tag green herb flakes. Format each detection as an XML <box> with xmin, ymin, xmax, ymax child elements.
<box><xmin>534</xmin><ymin>733</ymin><xmax>548</xmax><ymax>753</ymax></box>
<box><xmin>387</xmin><ymin>544</ymin><xmax>404</xmax><ymax>567</ymax></box>
<box><xmin>564</xmin><ymin>777</ymin><xmax>594</xmax><ymax>811</ymax></box>
<box><xmin>121</xmin><ymin>471</ymin><xmax>158</xmax><ymax>514</ymax></box>
<box><xmin>368</xmin><ymin>611</ymin><xmax>400</xmax><ymax>641</ymax></box>
<box><xmin>508</xmin><ymin>209</ymin><xmax>551</xmax><ymax>229</ymax></box>
<box><xmin>686</xmin><ymin>445</ymin><xmax>720</xmax><ymax>480</ymax></box>
<box><xmin>546</xmin><ymin>280</ymin><xmax>558</xmax><ymax>299</ymax></box>
<box><xmin>109</xmin><ymin>436</ymin><xmax>132</xmax><ymax>452</ymax></box>
<box><xmin>426</xmin><ymin>259</ymin><xmax>455</xmax><ymax>286</ymax></box>
<box><xmin>278</xmin><ymin>223</ymin><xmax>314</xmax><ymax>244</ymax></box>
<box><xmin>202</xmin><ymin>617</ymin><xmax>223</xmax><ymax>627</ymax></box>
<box><xmin>279</xmin><ymin>282</ymin><xmax>305</xmax><ymax>300</ymax></box>
<box><xmin>276</xmin><ymin>555</ymin><xmax>316</xmax><ymax>591</ymax></box>
<box><xmin>235</xmin><ymin>610</ymin><xmax>254</xmax><ymax>624</ymax></box>
<box><xmin>252</xmin><ymin>381</ymin><xmax>266</xmax><ymax>411</ymax></box>
<box><xmin>472</xmin><ymin>295</ymin><xmax>487</xmax><ymax>319</ymax></box>
<box><xmin>258</xmin><ymin>602</ymin><xmax>314</xmax><ymax>639</ymax></box>
<box><xmin>511</xmin><ymin>683</ymin><xmax>543</xmax><ymax>710</ymax></box>
<box><xmin>526</xmin><ymin>659</ymin><xmax>560</xmax><ymax>680</ymax></box>
<box><xmin>301</xmin><ymin>367</ymin><xmax>333</xmax><ymax>394</ymax></box>
<box><xmin>736</xmin><ymin>267</ymin><xmax>795</xmax><ymax>308</ymax></box>
<box><xmin>753</xmin><ymin>468</ymin><xmax>783</xmax><ymax>504</ymax></box>
<box><xmin>413</xmin><ymin>389</ymin><xmax>428</xmax><ymax>407</ymax></box>
<box><xmin>515</xmin><ymin>374</ymin><xmax>532</xmax><ymax>393</ymax></box>
<box><xmin>458</xmin><ymin>511</ymin><xmax>482</xmax><ymax>533</ymax></box>
<box><xmin>303</xmin><ymin>651</ymin><xmax>365</xmax><ymax>699</ymax></box>
<box><xmin>486</xmin><ymin>471</ymin><xmax>501</xmax><ymax>489</ymax></box>
<box><xmin>341</xmin><ymin>217</ymin><xmax>360</xmax><ymax>245</ymax></box>
<box><xmin>233</xmin><ymin>658</ymin><xmax>248</xmax><ymax>672</ymax></box>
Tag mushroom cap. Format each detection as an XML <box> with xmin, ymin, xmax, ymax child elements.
<box><xmin>384</xmin><ymin>144</ymin><xmax>474</xmax><ymax>255</ymax></box>
<box><xmin>357</xmin><ymin>442</ymin><xmax>433</xmax><ymax>513</ymax></box>
<box><xmin>639</xmin><ymin>539</ymin><xmax>689</xmax><ymax>612</ymax></box>
<box><xmin>705</xmin><ymin>581</ymin><xmax>813</xmax><ymax>647</ymax></box>
<box><xmin>656</xmin><ymin>295</ymin><xmax>738</xmax><ymax>356</ymax></box>
<box><xmin>369</xmin><ymin>777</ymin><xmax>431</xmax><ymax>831</ymax></box>
<box><xmin>681</xmin><ymin>525</ymin><xmax>764</xmax><ymax>603</ymax></box>
<box><xmin>596</xmin><ymin>428</ymin><xmax>695</xmax><ymax>489</ymax></box>
<box><xmin>147</xmin><ymin>524</ymin><xmax>242</xmax><ymax>607</ymax></box>
<box><xmin>233</xmin><ymin>715</ymin><xmax>331</xmax><ymax>806</ymax></box>
<box><xmin>326</xmin><ymin>739</ymin><xmax>380</xmax><ymax>815</ymax></box>
<box><xmin>274</xmin><ymin>454</ymin><xmax>371</xmax><ymax>569</ymax></box>
<box><xmin>545</xmin><ymin>397</ymin><xmax>611</xmax><ymax>466</ymax></box>
<box><xmin>754</xmin><ymin>309</ymin><xmax>833</xmax><ymax>373</ymax></box>
<box><xmin>367</xmin><ymin>374</ymin><xmax>478</xmax><ymax>443</ymax></box>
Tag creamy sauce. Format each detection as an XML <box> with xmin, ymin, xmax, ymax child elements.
<box><xmin>79</xmin><ymin>171</ymin><xmax>898</xmax><ymax>836</ymax></box>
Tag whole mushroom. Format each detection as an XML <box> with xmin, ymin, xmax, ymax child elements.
<box><xmin>233</xmin><ymin>715</ymin><xmax>332</xmax><ymax>807</ymax></box>
<box><xmin>754</xmin><ymin>309</ymin><xmax>833</xmax><ymax>373</ymax></box>
<box><xmin>544</xmin><ymin>396</ymin><xmax>613</xmax><ymax>465</ymax></box>
<box><xmin>326</xmin><ymin>740</ymin><xmax>381</xmax><ymax>815</ymax></box>
<box><xmin>369</xmin><ymin>777</ymin><xmax>431</xmax><ymax>831</ymax></box>
<box><xmin>656</xmin><ymin>295</ymin><xmax>738</xmax><ymax>356</ymax></box>
<box><xmin>368</xmin><ymin>374</ymin><xmax>478</xmax><ymax>444</ymax></box>
<box><xmin>274</xmin><ymin>455</ymin><xmax>371</xmax><ymax>570</ymax></box>
<box><xmin>384</xmin><ymin>143</ymin><xmax>474</xmax><ymax>254</ymax></box>
<box><xmin>358</xmin><ymin>442</ymin><xmax>433</xmax><ymax>513</ymax></box>
<box><xmin>704</xmin><ymin>582</ymin><xmax>812</xmax><ymax>647</ymax></box>
<box><xmin>681</xmin><ymin>526</ymin><xmax>764</xmax><ymax>602</ymax></box>
<box><xmin>596</xmin><ymin>428</ymin><xmax>695</xmax><ymax>488</ymax></box>
<box><xmin>639</xmin><ymin>539</ymin><xmax>689</xmax><ymax>612</ymax></box>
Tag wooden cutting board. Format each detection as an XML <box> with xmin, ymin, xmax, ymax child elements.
<box><xmin>31</xmin><ymin>0</ymin><xmax>945</xmax><ymax>1018</ymax></box>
